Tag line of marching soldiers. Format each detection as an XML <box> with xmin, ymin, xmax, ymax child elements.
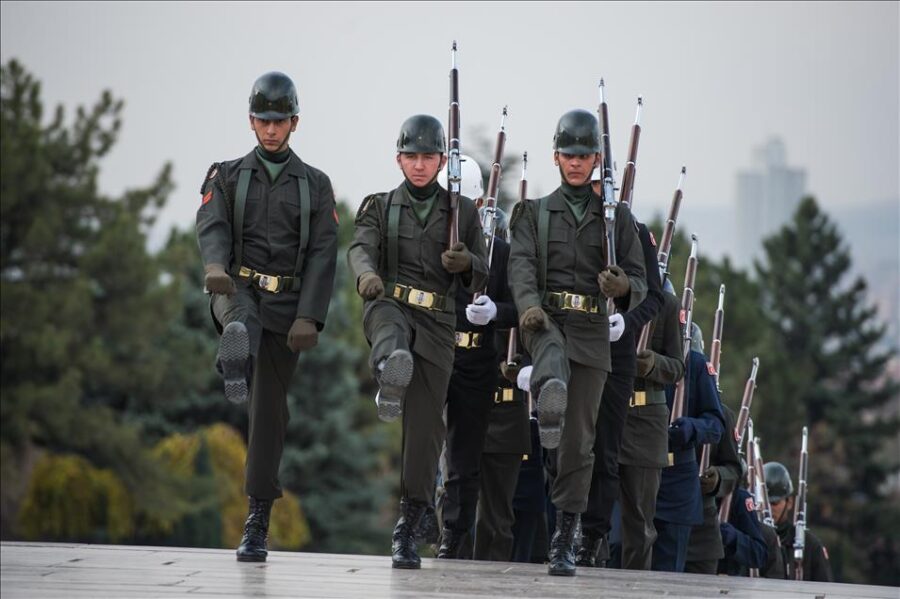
<box><xmin>196</xmin><ymin>68</ymin><xmax>832</xmax><ymax>581</ymax></box>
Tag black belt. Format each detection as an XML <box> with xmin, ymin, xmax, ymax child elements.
<box><xmin>388</xmin><ymin>282</ymin><xmax>449</xmax><ymax>312</ymax></box>
<box><xmin>629</xmin><ymin>390</ymin><xmax>668</xmax><ymax>407</ymax></box>
<box><xmin>544</xmin><ymin>291</ymin><xmax>600</xmax><ymax>313</ymax></box>
<box><xmin>238</xmin><ymin>266</ymin><xmax>300</xmax><ymax>293</ymax></box>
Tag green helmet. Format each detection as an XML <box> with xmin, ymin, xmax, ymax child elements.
<box><xmin>396</xmin><ymin>115</ymin><xmax>446</xmax><ymax>153</ymax></box>
<box><xmin>690</xmin><ymin>322</ymin><xmax>705</xmax><ymax>353</ymax></box>
<box><xmin>249</xmin><ymin>72</ymin><xmax>299</xmax><ymax>119</ymax></box>
<box><xmin>764</xmin><ymin>461</ymin><xmax>795</xmax><ymax>503</ymax></box>
<box><xmin>553</xmin><ymin>109</ymin><xmax>601</xmax><ymax>154</ymax></box>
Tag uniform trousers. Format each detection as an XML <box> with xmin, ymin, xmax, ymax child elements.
<box><xmin>619</xmin><ymin>465</ymin><xmax>662</xmax><ymax>570</ymax></box>
<box><xmin>213</xmin><ymin>289</ymin><xmax>299</xmax><ymax>500</ymax></box>
<box><xmin>652</xmin><ymin>519</ymin><xmax>692</xmax><ymax>572</ymax></box>
<box><xmin>474</xmin><ymin>452</ymin><xmax>522</xmax><ymax>561</ymax></box>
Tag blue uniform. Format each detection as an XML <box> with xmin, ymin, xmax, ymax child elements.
<box><xmin>718</xmin><ymin>488</ymin><xmax>768</xmax><ymax>574</ymax></box>
<box><xmin>652</xmin><ymin>349</ymin><xmax>725</xmax><ymax>572</ymax></box>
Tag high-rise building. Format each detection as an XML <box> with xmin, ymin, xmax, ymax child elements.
<box><xmin>734</xmin><ymin>138</ymin><xmax>807</xmax><ymax>268</ymax></box>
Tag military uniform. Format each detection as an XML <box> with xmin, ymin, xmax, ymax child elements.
<box><xmin>580</xmin><ymin>222</ymin><xmax>665</xmax><ymax>566</ymax></box>
<box><xmin>777</xmin><ymin>522</ymin><xmax>834</xmax><ymax>582</ymax></box>
<box><xmin>685</xmin><ymin>403</ymin><xmax>742</xmax><ymax>573</ymax></box>
<box><xmin>617</xmin><ymin>291</ymin><xmax>684</xmax><ymax>570</ymax></box>
<box><xmin>441</xmin><ymin>237</ymin><xmax>517</xmax><ymax>556</ymax></box>
<box><xmin>652</xmin><ymin>350</ymin><xmax>726</xmax><ymax>572</ymax></box>
<box><xmin>717</xmin><ymin>487</ymin><xmax>769</xmax><ymax>575</ymax></box>
<box><xmin>197</xmin><ymin>144</ymin><xmax>337</xmax><ymax>493</ymax></box>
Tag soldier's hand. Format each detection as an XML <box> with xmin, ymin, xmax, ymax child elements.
<box><xmin>598</xmin><ymin>265</ymin><xmax>630</xmax><ymax>299</ymax></box>
<box><xmin>466</xmin><ymin>294</ymin><xmax>497</xmax><ymax>326</ymax></box>
<box><xmin>700</xmin><ymin>466</ymin><xmax>720</xmax><ymax>496</ymax></box>
<box><xmin>608</xmin><ymin>313</ymin><xmax>625</xmax><ymax>342</ymax></box>
<box><xmin>357</xmin><ymin>272</ymin><xmax>384</xmax><ymax>300</ymax></box>
<box><xmin>668</xmin><ymin>417</ymin><xmax>696</xmax><ymax>449</ymax></box>
<box><xmin>441</xmin><ymin>242</ymin><xmax>473</xmax><ymax>274</ymax></box>
<box><xmin>287</xmin><ymin>318</ymin><xmax>318</xmax><ymax>353</ymax></box>
<box><xmin>516</xmin><ymin>365</ymin><xmax>533</xmax><ymax>393</ymax></box>
<box><xmin>519</xmin><ymin>305</ymin><xmax>548</xmax><ymax>333</ymax></box>
<box><xmin>500</xmin><ymin>354</ymin><xmax>523</xmax><ymax>383</ymax></box>
<box><xmin>204</xmin><ymin>263</ymin><xmax>236</xmax><ymax>296</ymax></box>
<box><xmin>636</xmin><ymin>349</ymin><xmax>656</xmax><ymax>378</ymax></box>
<box><xmin>719</xmin><ymin>522</ymin><xmax>738</xmax><ymax>550</ymax></box>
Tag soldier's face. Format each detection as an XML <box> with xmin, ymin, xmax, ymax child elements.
<box><xmin>397</xmin><ymin>152</ymin><xmax>447</xmax><ymax>188</ymax></box>
<box><xmin>250</xmin><ymin>116</ymin><xmax>298</xmax><ymax>153</ymax></box>
<box><xmin>771</xmin><ymin>496</ymin><xmax>794</xmax><ymax>524</ymax></box>
<box><xmin>555</xmin><ymin>152</ymin><xmax>601</xmax><ymax>186</ymax></box>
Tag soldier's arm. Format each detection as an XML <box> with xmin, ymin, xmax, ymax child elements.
<box><xmin>686</xmin><ymin>352</ymin><xmax>725</xmax><ymax>446</ymax></box>
<box><xmin>808</xmin><ymin>534</ymin><xmax>834</xmax><ymax>582</ymax></box>
<box><xmin>195</xmin><ymin>164</ymin><xmax>233</xmax><ymax>268</ymax></box>
<box><xmin>347</xmin><ymin>194</ymin><xmax>384</xmax><ymax>284</ymax></box>
<box><xmin>508</xmin><ymin>201</ymin><xmax>543</xmax><ymax>315</ymax></box>
<box><xmin>459</xmin><ymin>199</ymin><xmax>488</xmax><ymax>292</ymax></box>
<box><xmin>645</xmin><ymin>298</ymin><xmax>686</xmax><ymax>385</ymax></box>
<box><xmin>725</xmin><ymin>492</ymin><xmax>769</xmax><ymax>568</ymax></box>
<box><xmin>491</xmin><ymin>240</ymin><xmax>518</xmax><ymax>329</ymax></box>
<box><xmin>623</xmin><ymin>223</ymin><xmax>663</xmax><ymax>332</ymax></box>
<box><xmin>296</xmin><ymin>172</ymin><xmax>339</xmax><ymax>329</ymax></box>
<box><xmin>713</xmin><ymin>405</ymin><xmax>742</xmax><ymax>499</ymax></box>
<box><xmin>613</xmin><ymin>203</ymin><xmax>647</xmax><ymax>312</ymax></box>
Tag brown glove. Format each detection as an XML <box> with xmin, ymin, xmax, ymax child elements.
<box><xmin>598</xmin><ymin>265</ymin><xmax>630</xmax><ymax>299</ymax></box>
<box><xmin>636</xmin><ymin>349</ymin><xmax>656</xmax><ymax>378</ymax></box>
<box><xmin>441</xmin><ymin>242</ymin><xmax>473</xmax><ymax>274</ymax></box>
<box><xmin>519</xmin><ymin>306</ymin><xmax>548</xmax><ymax>333</ymax></box>
<box><xmin>357</xmin><ymin>272</ymin><xmax>385</xmax><ymax>300</ymax></box>
<box><xmin>500</xmin><ymin>354</ymin><xmax>523</xmax><ymax>384</ymax></box>
<box><xmin>287</xmin><ymin>318</ymin><xmax>318</xmax><ymax>353</ymax></box>
<box><xmin>700</xmin><ymin>466</ymin><xmax>720</xmax><ymax>496</ymax></box>
<box><xmin>204</xmin><ymin>263</ymin><xmax>236</xmax><ymax>296</ymax></box>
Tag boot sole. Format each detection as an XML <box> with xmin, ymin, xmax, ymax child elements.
<box><xmin>219</xmin><ymin>322</ymin><xmax>250</xmax><ymax>405</ymax></box>
<box><xmin>236</xmin><ymin>553</ymin><xmax>267</xmax><ymax>562</ymax></box>
<box><xmin>391</xmin><ymin>560</ymin><xmax>421</xmax><ymax>569</ymax></box>
<box><xmin>548</xmin><ymin>566</ymin><xmax>576</xmax><ymax>576</ymax></box>
<box><xmin>377</xmin><ymin>350</ymin><xmax>413</xmax><ymax>422</ymax></box>
<box><xmin>537</xmin><ymin>379</ymin><xmax>567</xmax><ymax>449</ymax></box>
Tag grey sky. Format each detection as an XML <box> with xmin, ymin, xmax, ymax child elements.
<box><xmin>1</xmin><ymin>1</ymin><xmax>898</xmax><ymax>258</ymax></box>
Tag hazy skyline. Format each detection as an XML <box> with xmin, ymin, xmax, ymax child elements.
<box><xmin>1</xmin><ymin>1</ymin><xmax>897</xmax><ymax>259</ymax></box>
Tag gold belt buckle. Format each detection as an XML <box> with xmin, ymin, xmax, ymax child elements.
<box><xmin>630</xmin><ymin>391</ymin><xmax>647</xmax><ymax>407</ymax></box>
<box><xmin>667</xmin><ymin>452</ymin><xmax>675</xmax><ymax>467</ymax></box>
<box><xmin>408</xmin><ymin>287</ymin><xmax>435</xmax><ymax>309</ymax></box>
<box><xmin>494</xmin><ymin>387</ymin><xmax>514</xmax><ymax>403</ymax></box>
<box><xmin>456</xmin><ymin>332</ymin><xmax>470</xmax><ymax>347</ymax></box>
<box><xmin>255</xmin><ymin>273</ymin><xmax>281</xmax><ymax>293</ymax></box>
<box><xmin>563</xmin><ymin>292</ymin><xmax>585</xmax><ymax>312</ymax></box>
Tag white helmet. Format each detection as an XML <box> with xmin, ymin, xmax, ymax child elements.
<box><xmin>440</xmin><ymin>154</ymin><xmax>484</xmax><ymax>200</ymax></box>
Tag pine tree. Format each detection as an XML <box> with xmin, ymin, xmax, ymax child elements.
<box><xmin>755</xmin><ymin>196</ymin><xmax>900</xmax><ymax>584</ymax></box>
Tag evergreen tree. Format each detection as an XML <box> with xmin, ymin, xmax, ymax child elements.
<box><xmin>755</xmin><ymin>197</ymin><xmax>900</xmax><ymax>584</ymax></box>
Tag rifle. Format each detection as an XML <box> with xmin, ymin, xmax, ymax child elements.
<box><xmin>699</xmin><ymin>284</ymin><xmax>726</xmax><ymax>475</ymax></box>
<box><xmin>636</xmin><ymin>167</ymin><xmax>685</xmax><ymax>353</ymax></box>
<box><xmin>754</xmin><ymin>436</ymin><xmax>775</xmax><ymax>528</ymax></box>
<box><xmin>669</xmin><ymin>234</ymin><xmax>699</xmax><ymax>425</ymax></box>
<box><xmin>506</xmin><ymin>152</ymin><xmax>528</xmax><ymax>367</ymax></box>
<box><xmin>597</xmin><ymin>79</ymin><xmax>618</xmax><ymax>315</ymax></box>
<box><xmin>793</xmin><ymin>426</ymin><xmax>809</xmax><ymax>581</ymax></box>
<box><xmin>718</xmin><ymin>357</ymin><xmax>760</xmax><ymax>522</ymax></box>
<box><xmin>619</xmin><ymin>96</ymin><xmax>643</xmax><ymax>209</ymax></box>
<box><xmin>475</xmin><ymin>106</ymin><xmax>508</xmax><ymax>299</ymax></box>
<box><xmin>746</xmin><ymin>418</ymin><xmax>760</xmax><ymax>578</ymax></box>
<box><xmin>447</xmin><ymin>41</ymin><xmax>461</xmax><ymax>249</ymax></box>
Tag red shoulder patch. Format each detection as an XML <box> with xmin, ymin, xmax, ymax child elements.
<box><xmin>679</xmin><ymin>309</ymin><xmax>686</xmax><ymax>325</ymax></box>
<box><xmin>649</xmin><ymin>231</ymin><xmax>657</xmax><ymax>247</ymax></box>
<box><xmin>745</xmin><ymin>497</ymin><xmax>756</xmax><ymax>512</ymax></box>
<box><xmin>201</xmin><ymin>191</ymin><xmax>213</xmax><ymax>205</ymax></box>
<box><xmin>707</xmin><ymin>362</ymin><xmax>717</xmax><ymax>376</ymax></box>
<box><xmin>333</xmin><ymin>207</ymin><xmax>340</xmax><ymax>225</ymax></box>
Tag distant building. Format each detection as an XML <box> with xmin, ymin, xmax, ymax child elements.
<box><xmin>734</xmin><ymin>138</ymin><xmax>807</xmax><ymax>268</ymax></box>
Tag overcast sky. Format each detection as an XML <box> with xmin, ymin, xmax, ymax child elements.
<box><xmin>1</xmin><ymin>1</ymin><xmax>897</xmax><ymax>257</ymax></box>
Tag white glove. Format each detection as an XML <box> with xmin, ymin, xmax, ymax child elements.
<box><xmin>466</xmin><ymin>294</ymin><xmax>497</xmax><ymax>326</ymax></box>
<box><xmin>517</xmin><ymin>365</ymin><xmax>533</xmax><ymax>393</ymax></box>
<box><xmin>608</xmin><ymin>313</ymin><xmax>625</xmax><ymax>342</ymax></box>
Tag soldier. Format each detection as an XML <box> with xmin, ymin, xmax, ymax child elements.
<box><xmin>437</xmin><ymin>155</ymin><xmax>519</xmax><ymax>559</ymax></box>
<box><xmin>717</xmin><ymin>476</ymin><xmax>769</xmax><ymax>576</ymax></box>
<box><xmin>347</xmin><ymin>115</ymin><xmax>488</xmax><ymax>569</ymax></box>
<box><xmin>196</xmin><ymin>72</ymin><xmax>338</xmax><ymax>562</ymax></box>
<box><xmin>508</xmin><ymin>109</ymin><xmax>647</xmax><ymax>576</ymax></box>
<box><xmin>615</xmin><ymin>278</ymin><xmax>685</xmax><ymax>570</ymax></box>
<box><xmin>684</xmin><ymin>328</ymin><xmax>742</xmax><ymax>575</ymax></box>
<box><xmin>764</xmin><ymin>461</ymin><xmax>834</xmax><ymax>582</ymax></box>
<box><xmin>578</xmin><ymin>168</ymin><xmax>667</xmax><ymax>568</ymax></box>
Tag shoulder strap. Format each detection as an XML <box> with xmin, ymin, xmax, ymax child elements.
<box><xmin>232</xmin><ymin>167</ymin><xmax>252</xmax><ymax>275</ymax></box>
<box><xmin>538</xmin><ymin>198</ymin><xmax>550</xmax><ymax>295</ymax></box>
<box><xmin>386</xmin><ymin>190</ymin><xmax>400</xmax><ymax>283</ymax></box>
<box><xmin>293</xmin><ymin>172</ymin><xmax>312</xmax><ymax>276</ymax></box>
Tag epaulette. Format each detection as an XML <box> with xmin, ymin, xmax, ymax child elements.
<box><xmin>200</xmin><ymin>162</ymin><xmax>221</xmax><ymax>195</ymax></box>
<box><xmin>509</xmin><ymin>199</ymin><xmax>532</xmax><ymax>231</ymax></box>
<box><xmin>356</xmin><ymin>193</ymin><xmax>385</xmax><ymax>219</ymax></box>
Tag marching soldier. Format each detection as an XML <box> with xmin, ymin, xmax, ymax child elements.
<box><xmin>764</xmin><ymin>461</ymin><xmax>834</xmax><ymax>581</ymax></box>
<box><xmin>347</xmin><ymin>115</ymin><xmax>488</xmax><ymax>569</ymax></box>
<box><xmin>196</xmin><ymin>72</ymin><xmax>338</xmax><ymax>562</ymax></box>
<box><xmin>578</xmin><ymin>168</ymin><xmax>666</xmax><ymax>567</ymax></box>
<box><xmin>437</xmin><ymin>156</ymin><xmax>519</xmax><ymax>559</ymax></box>
<box><xmin>508</xmin><ymin>109</ymin><xmax>647</xmax><ymax>576</ymax></box>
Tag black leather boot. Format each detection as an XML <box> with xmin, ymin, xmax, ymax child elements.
<box><xmin>437</xmin><ymin>527</ymin><xmax>466</xmax><ymax>559</ymax></box>
<box><xmin>392</xmin><ymin>499</ymin><xmax>427</xmax><ymax>569</ymax></box>
<box><xmin>236</xmin><ymin>497</ymin><xmax>273</xmax><ymax>562</ymax></box>
<box><xmin>596</xmin><ymin>533</ymin><xmax>611</xmax><ymax>568</ymax></box>
<box><xmin>548</xmin><ymin>511</ymin><xmax>579</xmax><ymax>576</ymax></box>
<box><xmin>575</xmin><ymin>529</ymin><xmax>601</xmax><ymax>567</ymax></box>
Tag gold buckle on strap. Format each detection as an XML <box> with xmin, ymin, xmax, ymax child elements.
<box><xmin>455</xmin><ymin>331</ymin><xmax>483</xmax><ymax>349</ymax></box>
<box><xmin>548</xmin><ymin>291</ymin><xmax>598</xmax><ymax>313</ymax></box>
<box><xmin>630</xmin><ymin>391</ymin><xmax>647</xmax><ymax>407</ymax></box>
<box><xmin>238</xmin><ymin>266</ymin><xmax>283</xmax><ymax>293</ymax></box>
<box><xmin>494</xmin><ymin>387</ymin><xmax>514</xmax><ymax>403</ymax></box>
<box><xmin>393</xmin><ymin>284</ymin><xmax>438</xmax><ymax>310</ymax></box>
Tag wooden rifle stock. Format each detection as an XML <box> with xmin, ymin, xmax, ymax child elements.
<box><xmin>619</xmin><ymin>96</ymin><xmax>643</xmax><ymax>209</ymax></box>
<box><xmin>506</xmin><ymin>152</ymin><xmax>528</xmax><ymax>367</ymax></box>
<box><xmin>670</xmin><ymin>234</ymin><xmax>699</xmax><ymax>423</ymax></box>
<box><xmin>718</xmin><ymin>357</ymin><xmax>760</xmax><ymax>522</ymax></box>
